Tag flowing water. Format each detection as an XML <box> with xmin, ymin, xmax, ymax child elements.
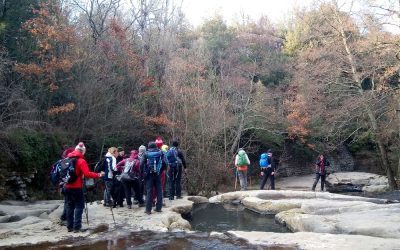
<box><xmin>187</xmin><ymin>203</ymin><xmax>290</xmax><ymax>233</ymax></box>
<box><xmin>5</xmin><ymin>231</ymin><xmax>296</xmax><ymax>250</ymax></box>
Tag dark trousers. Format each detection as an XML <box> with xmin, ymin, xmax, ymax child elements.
<box><xmin>260</xmin><ymin>168</ymin><xmax>275</xmax><ymax>190</ymax></box>
<box><xmin>112</xmin><ymin>179</ymin><xmax>125</xmax><ymax>206</ymax></box>
<box><xmin>103</xmin><ymin>180</ymin><xmax>114</xmax><ymax>205</ymax></box>
<box><xmin>312</xmin><ymin>173</ymin><xmax>326</xmax><ymax>191</ymax></box>
<box><xmin>64</xmin><ymin>188</ymin><xmax>84</xmax><ymax>230</ymax></box>
<box><xmin>145</xmin><ymin>173</ymin><xmax>162</xmax><ymax>212</ymax></box>
<box><xmin>122</xmin><ymin>179</ymin><xmax>144</xmax><ymax>205</ymax></box>
<box><xmin>168</xmin><ymin>164</ymin><xmax>182</xmax><ymax>199</ymax></box>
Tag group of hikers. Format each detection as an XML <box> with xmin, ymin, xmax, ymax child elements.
<box><xmin>52</xmin><ymin>139</ymin><xmax>329</xmax><ymax>233</ymax></box>
<box><xmin>234</xmin><ymin>149</ymin><xmax>330</xmax><ymax>192</ymax></box>
<box><xmin>52</xmin><ymin>137</ymin><xmax>186</xmax><ymax>233</ymax></box>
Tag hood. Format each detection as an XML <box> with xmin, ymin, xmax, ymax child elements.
<box><xmin>62</xmin><ymin>148</ymin><xmax>75</xmax><ymax>159</ymax></box>
<box><xmin>260</xmin><ymin>153</ymin><xmax>268</xmax><ymax>159</ymax></box>
<box><xmin>129</xmin><ymin>150</ymin><xmax>138</xmax><ymax>159</ymax></box>
<box><xmin>67</xmin><ymin>150</ymin><xmax>84</xmax><ymax>158</ymax></box>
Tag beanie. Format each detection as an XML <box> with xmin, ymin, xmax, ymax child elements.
<box><xmin>75</xmin><ymin>142</ymin><xmax>86</xmax><ymax>154</ymax></box>
<box><xmin>117</xmin><ymin>146</ymin><xmax>124</xmax><ymax>152</ymax></box>
<box><xmin>172</xmin><ymin>140</ymin><xmax>179</xmax><ymax>147</ymax></box>
<box><xmin>138</xmin><ymin>145</ymin><xmax>146</xmax><ymax>153</ymax></box>
<box><xmin>148</xmin><ymin>141</ymin><xmax>157</xmax><ymax>149</ymax></box>
<box><xmin>155</xmin><ymin>137</ymin><xmax>163</xmax><ymax>148</ymax></box>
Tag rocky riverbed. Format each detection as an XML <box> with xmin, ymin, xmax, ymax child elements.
<box><xmin>1</xmin><ymin>172</ymin><xmax>399</xmax><ymax>249</ymax></box>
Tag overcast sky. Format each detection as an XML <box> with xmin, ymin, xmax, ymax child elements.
<box><xmin>180</xmin><ymin>0</ymin><xmax>314</xmax><ymax>26</ymax></box>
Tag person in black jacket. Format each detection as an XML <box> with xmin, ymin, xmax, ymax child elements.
<box><xmin>140</xmin><ymin>142</ymin><xmax>167</xmax><ymax>214</ymax></box>
<box><xmin>167</xmin><ymin>140</ymin><xmax>187</xmax><ymax>200</ymax></box>
<box><xmin>312</xmin><ymin>154</ymin><xmax>330</xmax><ymax>192</ymax></box>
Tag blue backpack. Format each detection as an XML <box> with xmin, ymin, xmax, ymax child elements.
<box><xmin>166</xmin><ymin>147</ymin><xmax>182</xmax><ymax>166</ymax></box>
<box><xmin>49</xmin><ymin>157</ymin><xmax>78</xmax><ymax>186</ymax></box>
<box><xmin>259</xmin><ymin>153</ymin><xmax>269</xmax><ymax>168</ymax></box>
<box><xmin>145</xmin><ymin>150</ymin><xmax>163</xmax><ymax>176</ymax></box>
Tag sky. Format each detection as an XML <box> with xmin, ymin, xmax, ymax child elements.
<box><xmin>180</xmin><ymin>0</ymin><xmax>314</xmax><ymax>26</ymax></box>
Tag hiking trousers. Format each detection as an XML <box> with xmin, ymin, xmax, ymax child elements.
<box><xmin>237</xmin><ymin>169</ymin><xmax>248</xmax><ymax>191</ymax></box>
<box><xmin>103</xmin><ymin>180</ymin><xmax>114</xmax><ymax>206</ymax></box>
<box><xmin>260</xmin><ymin>168</ymin><xmax>275</xmax><ymax>190</ymax></box>
<box><xmin>122</xmin><ymin>179</ymin><xmax>144</xmax><ymax>206</ymax></box>
<box><xmin>145</xmin><ymin>173</ymin><xmax>162</xmax><ymax>212</ymax></box>
<box><xmin>312</xmin><ymin>173</ymin><xmax>326</xmax><ymax>191</ymax></box>
<box><xmin>168</xmin><ymin>164</ymin><xmax>182</xmax><ymax>199</ymax></box>
<box><xmin>64</xmin><ymin>187</ymin><xmax>84</xmax><ymax>231</ymax></box>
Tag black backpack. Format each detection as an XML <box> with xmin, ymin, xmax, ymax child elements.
<box><xmin>94</xmin><ymin>157</ymin><xmax>106</xmax><ymax>173</ymax></box>
<box><xmin>59</xmin><ymin>157</ymin><xmax>78</xmax><ymax>185</ymax></box>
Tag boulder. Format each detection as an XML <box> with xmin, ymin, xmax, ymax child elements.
<box><xmin>326</xmin><ymin>172</ymin><xmax>389</xmax><ymax>193</ymax></box>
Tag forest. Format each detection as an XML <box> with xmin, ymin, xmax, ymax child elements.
<box><xmin>0</xmin><ymin>0</ymin><xmax>399</xmax><ymax>199</ymax></box>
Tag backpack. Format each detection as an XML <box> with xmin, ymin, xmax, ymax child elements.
<box><xmin>49</xmin><ymin>159</ymin><xmax>63</xmax><ymax>186</ymax></box>
<box><xmin>121</xmin><ymin>159</ymin><xmax>139</xmax><ymax>181</ymax></box>
<box><xmin>259</xmin><ymin>153</ymin><xmax>269</xmax><ymax>168</ymax></box>
<box><xmin>145</xmin><ymin>151</ymin><xmax>163</xmax><ymax>176</ymax></box>
<box><xmin>237</xmin><ymin>153</ymin><xmax>248</xmax><ymax>166</ymax></box>
<box><xmin>59</xmin><ymin>157</ymin><xmax>78</xmax><ymax>185</ymax></box>
<box><xmin>166</xmin><ymin>147</ymin><xmax>182</xmax><ymax>166</ymax></box>
<box><xmin>94</xmin><ymin>158</ymin><xmax>106</xmax><ymax>173</ymax></box>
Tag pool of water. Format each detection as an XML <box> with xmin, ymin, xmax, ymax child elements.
<box><xmin>187</xmin><ymin>203</ymin><xmax>290</xmax><ymax>233</ymax></box>
<box><xmin>5</xmin><ymin>231</ymin><xmax>297</xmax><ymax>250</ymax></box>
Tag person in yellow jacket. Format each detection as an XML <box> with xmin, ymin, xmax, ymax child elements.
<box><xmin>235</xmin><ymin>148</ymin><xmax>250</xmax><ymax>191</ymax></box>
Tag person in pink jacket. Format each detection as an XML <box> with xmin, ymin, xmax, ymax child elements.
<box><xmin>64</xmin><ymin>142</ymin><xmax>104</xmax><ymax>232</ymax></box>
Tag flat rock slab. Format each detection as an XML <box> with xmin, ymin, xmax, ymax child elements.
<box><xmin>210</xmin><ymin>190</ymin><xmax>400</xmax><ymax>243</ymax></box>
<box><xmin>0</xmin><ymin>198</ymin><xmax>194</xmax><ymax>247</ymax></box>
<box><xmin>229</xmin><ymin>231</ymin><xmax>400</xmax><ymax>250</ymax></box>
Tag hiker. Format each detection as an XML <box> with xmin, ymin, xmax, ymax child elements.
<box><xmin>161</xmin><ymin>144</ymin><xmax>169</xmax><ymax>198</ymax></box>
<box><xmin>312</xmin><ymin>154</ymin><xmax>330</xmax><ymax>192</ymax></box>
<box><xmin>138</xmin><ymin>145</ymin><xmax>146</xmax><ymax>203</ymax></box>
<box><xmin>140</xmin><ymin>141</ymin><xmax>167</xmax><ymax>214</ymax></box>
<box><xmin>64</xmin><ymin>142</ymin><xmax>104</xmax><ymax>232</ymax></box>
<box><xmin>166</xmin><ymin>140</ymin><xmax>187</xmax><ymax>200</ymax></box>
<box><xmin>102</xmin><ymin>147</ymin><xmax>119</xmax><ymax>207</ymax></box>
<box><xmin>153</xmin><ymin>137</ymin><xmax>167</xmax><ymax>205</ymax></box>
<box><xmin>260</xmin><ymin>149</ymin><xmax>276</xmax><ymax>190</ymax></box>
<box><xmin>235</xmin><ymin>148</ymin><xmax>250</xmax><ymax>191</ymax></box>
<box><xmin>117</xmin><ymin>150</ymin><xmax>144</xmax><ymax>209</ymax></box>
<box><xmin>112</xmin><ymin>146</ymin><xmax>125</xmax><ymax>208</ymax></box>
<box><xmin>116</xmin><ymin>146</ymin><xmax>126</xmax><ymax>163</ymax></box>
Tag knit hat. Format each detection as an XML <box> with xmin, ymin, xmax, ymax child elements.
<box><xmin>75</xmin><ymin>142</ymin><xmax>86</xmax><ymax>154</ymax></box>
<box><xmin>138</xmin><ymin>145</ymin><xmax>146</xmax><ymax>153</ymax></box>
<box><xmin>161</xmin><ymin>144</ymin><xmax>169</xmax><ymax>152</ymax></box>
<box><xmin>117</xmin><ymin>146</ymin><xmax>124</xmax><ymax>152</ymax></box>
<box><xmin>62</xmin><ymin>148</ymin><xmax>75</xmax><ymax>158</ymax></box>
<box><xmin>172</xmin><ymin>140</ymin><xmax>179</xmax><ymax>147</ymax></box>
<box><xmin>155</xmin><ymin>137</ymin><xmax>163</xmax><ymax>149</ymax></box>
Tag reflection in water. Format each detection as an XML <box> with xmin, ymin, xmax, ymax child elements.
<box><xmin>4</xmin><ymin>231</ymin><xmax>297</xmax><ymax>250</ymax></box>
<box><xmin>189</xmin><ymin>203</ymin><xmax>290</xmax><ymax>233</ymax></box>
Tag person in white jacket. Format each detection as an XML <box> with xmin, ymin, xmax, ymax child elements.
<box><xmin>235</xmin><ymin>148</ymin><xmax>250</xmax><ymax>191</ymax></box>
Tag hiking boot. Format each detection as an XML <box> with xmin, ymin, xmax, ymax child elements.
<box><xmin>67</xmin><ymin>228</ymin><xmax>73</xmax><ymax>232</ymax></box>
<box><xmin>176</xmin><ymin>196</ymin><xmax>183</xmax><ymax>199</ymax></box>
<box><xmin>155</xmin><ymin>209</ymin><xmax>162</xmax><ymax>213</ymax></box>
<box><xmin>138</xmin><ymin>203</ymin><xmax>145</xmax><ymax>207</ymax></box>
<box><xmin>73</xmin><ymin>228</ymin><xmax>88</xmax><ymax>233</ymax></box>
<box><xmin>133</xmin><ymin>200</ymin><xmax>139</xmax><ymax>205</ymax></box>
<box><xmin>145</xmin><ymin>211</ymin><xmax>151</xmax><ymax>215</ymax></box>
<box><xmin>127</xmin><ymin>205</ymin><xmax>132</xmax><ymax>209</ymax></box>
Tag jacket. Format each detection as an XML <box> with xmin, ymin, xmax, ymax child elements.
<box><xmin>65</xmin><ymin>150</ymin><xmax>100</xmax><ymax>189</ymax></box>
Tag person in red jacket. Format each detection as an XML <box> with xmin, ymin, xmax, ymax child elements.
<box><xmin>64</xmin><ymin>142</ymin><xmax>104</xmax><ymax>233</ymax></box>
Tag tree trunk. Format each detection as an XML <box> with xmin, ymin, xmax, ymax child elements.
<box><xmin>334</xmin><ymin>3</ymin><xmax>398</xmax><ymax>189</ymax></box>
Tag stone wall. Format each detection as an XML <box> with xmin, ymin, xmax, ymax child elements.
<box><xmin>4</xmin><ymin>172</ymin><xmax>35</xmax><ymax>201</ymax></box>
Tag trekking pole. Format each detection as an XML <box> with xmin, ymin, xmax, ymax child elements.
<box><xmin>83</xmin><ymin>179</ymin><xmax>89</xmax><ymax>226</ymax></box>
<box><xmin>234</xmin><ymin>169</ymin><xmax>238</xmax><ymax>190</ymax></box>
<box><xmin>104</xmin><ymin>183</ymin><xmax>116</xmax><ymax>226</ymax></box>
